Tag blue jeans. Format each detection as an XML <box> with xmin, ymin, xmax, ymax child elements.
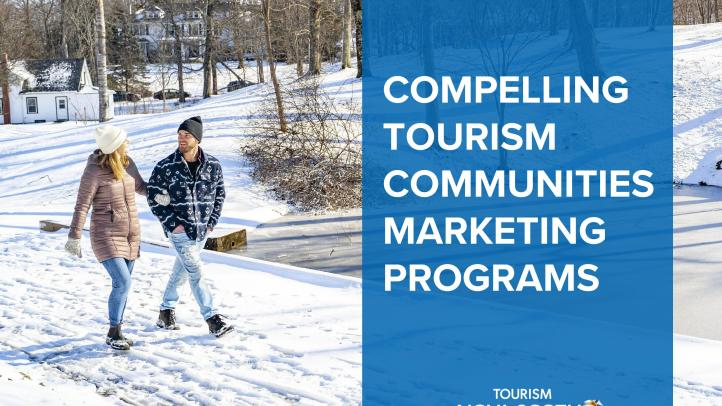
<box><xmin>160</xmin><ymin>231</ymin><xmax>217</xmax><ymax>320</ymax></box>
<box><xmin>101</xmin><ymin>257</ymin><xmax>135</xmax><ymax>327</ymax></box>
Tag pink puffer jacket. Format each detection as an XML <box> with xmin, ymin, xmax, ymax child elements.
<box><xmin>69</xmin><ymin>150</ymin><xmax>147</xmax><ymax>262</ymax></box>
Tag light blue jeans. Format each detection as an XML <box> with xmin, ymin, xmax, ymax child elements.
<box><xmin>160</xmin><ymin>231</ymin><xmax>217</xmax><ymax>320</ymax></box>
<box><xmin>101</xmin><ymin>257</ymin><xmax>135</xmax><ymax>327</ymax></box>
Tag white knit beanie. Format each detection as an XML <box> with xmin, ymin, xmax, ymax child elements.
<box><xmin>94</xmin><ymin>125</ymin><xmax>127</xmax><ymax>154</ymax></box>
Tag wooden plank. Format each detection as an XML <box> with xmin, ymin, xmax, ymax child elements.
<box><xmin>39</xmin><ymin>220</ymin><xmax>69</xmax><ymax>232</ymax></box>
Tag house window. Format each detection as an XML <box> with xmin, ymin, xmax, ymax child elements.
<box><xmin>26</xmin><ymin>97</ymin><xmax>38</xmax><ymax>114</ymax></box>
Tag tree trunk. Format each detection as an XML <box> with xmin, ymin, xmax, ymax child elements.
<box><xmin>174</xmin><ymin>28</ymin><xmax>185</xmax><ymax>103</ymax></box>
<box><xmin>352</xmin><ymin>0</ymin><xmax>362</xmax><ymax>78</ymax></box>
<box><xmin>261</xmin><ymin>0</ymin><xmax>287</xmax><ymax>132</ymax></box>
<box><xmin>341</xmin><ymin>0</ymin><xmax>352</xmax><ymax>68</ymax></box>
<box><xmin>256</xmin><ymin>47</ymin><xmax>265</xmax><ymax>83</ymax></box>
<box><xmin>307</xmin><ymin>0</ymin><xmax>321</xmax><ymax>75</ymax></box>
<box><xmin>296</xmin><ymin>44</ymin><xmax>303</xmax><ymax>76</ymax></box>
<box><xmin>212</xmin><ymin>56</ymin><xmax>218</xmax><ymax>95</ymax></box>
<box><xmin>219</xmin><ymin>59</ymin><xmax>244</xmax><ymax>81</ymax></box>
<box><xmin>95</xmin><ymin>0</ymin><xmax>109</xmax><ymax>122</ymax></box>
<box><xmin>569</xmin><ymin>0</ymin><xmax>603</xmax><ymax>79</ymax></box>
<box><xmin>60</xmin><ymin>0</ymin><xmax>69</xmax><ymax>58</ymax></box>
<box><xmin>203</xmin><ymin>0</ymin><xmax>215</xmax><ymax>99</ymax></box>
<box><xmin>648</xmin><ymin>0</ymin><xmax>660</xmax><ymax>31</ymax></box>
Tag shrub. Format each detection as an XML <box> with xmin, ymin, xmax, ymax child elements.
<box><xmin>241</xmin><ymin>78</ymin><xmax>361</xmax><ymax>210</ymax></box>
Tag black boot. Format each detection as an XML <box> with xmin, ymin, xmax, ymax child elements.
<box><xmin>116</xmin><ymin>323</ymin><xmax>134</xmax><ymax>347</ymax></box>
<box><xmin>106</xmin><ymin>326</ymin><xmax>130</xmax><ymax>351</ymax></box>
<box><xmin>205</xmin><ymin>314</ymin><xmax>234</xmax><ymax>338</ymax></box>
<box><xmin>156</xmin><ymin>309</ymin><xmax>180</xmax><ymax>330</ymax></box>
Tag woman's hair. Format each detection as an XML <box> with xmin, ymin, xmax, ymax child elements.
<box><xmin>98</xmin><ymin>147</ymin><xmax>129</xmax><ymax>180</ymax></box>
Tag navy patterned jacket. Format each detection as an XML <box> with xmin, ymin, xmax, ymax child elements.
<box><xmin>147</xmin><ymin>148</ymin><xmax>225</xmax><ymax>241</ymax></box>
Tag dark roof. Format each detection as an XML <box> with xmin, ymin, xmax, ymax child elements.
<box><xmin>19</xmin><ymin>59</ymin><xmax>85</xmax><ymax>93</ymax></box>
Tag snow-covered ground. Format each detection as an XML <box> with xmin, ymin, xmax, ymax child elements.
<box><xmin>1</xmin><ymin>20</ymin><xmax>721</xmax><ymax>402</ymax></box>
<box><xmin>0</xmin><ymin>63</ymin><xmax>362</xmax><ymax>404</ymax></box>
<box><xmin>675</xmin><ymin>23</ymin><xmax>722</xmax><ymax>183</ymax></box>
<box><xmin>672</xmin><ymin>22</ymin><xmax>722</xmax><ymax>404</ymax></box>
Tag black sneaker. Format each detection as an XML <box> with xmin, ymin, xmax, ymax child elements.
<box><xmin>106</xmin><ymin>326</ymin><xmax>130</xmax><ymax>351</ymax></box>
<box><xmin>205</xmin><ymin>314</ymin><xmax>234</xmax><ymax>337</ymax></box>
<box><xmin>156</xmin><ymin>309</ymin><xmax>180</xmax><ymax>330</ymax></box>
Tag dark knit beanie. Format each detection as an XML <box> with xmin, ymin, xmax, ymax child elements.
<box><xmin>178</xmin><ymin>116</ymin><xmax>203</xmax><ymax>142</ymax></box>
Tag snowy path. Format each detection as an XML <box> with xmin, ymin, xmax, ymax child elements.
<box><xmin>0</xmin><ymin>230</ymin><xmax>360</xmax><ymax>405</ymax></box>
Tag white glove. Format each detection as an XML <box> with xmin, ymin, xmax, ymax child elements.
<box><xmin>65</xmin><ymin>238</ymin><xmax>82</xmax><ymax>258</ymax></box>
<box><xmin>154</xmin><ymin>190</ymin><xmax>171</xmax><ymax>206</ymax></box>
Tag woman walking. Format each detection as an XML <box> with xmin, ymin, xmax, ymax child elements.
<box><xmin>64</xmin><ymin>125</ymin><xmax>168</xmax><ymax>350</ymax></box>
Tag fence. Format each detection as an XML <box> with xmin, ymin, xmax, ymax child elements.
<box><xmin>113</xmin><ymin>97</ymin><xmax>202</xmax><ymax>116</ymax></box>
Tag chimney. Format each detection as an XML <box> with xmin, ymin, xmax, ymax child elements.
<box><xmin>1</xmin><ymin>53</ymin><xmax>9</xmax><ymax>125</ymax></box>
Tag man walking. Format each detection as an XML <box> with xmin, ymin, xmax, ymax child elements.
<box><xmin>147</xmin><ymin>116</ymin><xmax>233</xmax><ymax>337</ymax></box>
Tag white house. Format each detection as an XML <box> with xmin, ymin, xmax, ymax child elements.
<box><xmin>132</xmin><ymin>2</ymin><xmax>239</xmax><ymax>62</ymax></box>
<box><xmin>1</xmin><ymin>58</ymin><xmax>113</xmax><ymax>124</ymax></box>
<box><xmin>133</xmin><ymin>4</ymin><xmax>206</xmax><ymax>61</ymax></box>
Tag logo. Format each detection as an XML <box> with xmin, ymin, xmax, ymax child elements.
<box><xmin>583</xmin><ymin>401</ymin><xmax>603</xmax><ymax>406</ymax></box>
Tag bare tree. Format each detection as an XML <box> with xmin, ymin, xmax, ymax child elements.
<box><xmin>341</xmin><ymin>0</ymin><xmax>352</xmax><ymax>68</ymax></box>
<box><xmin>673</xmin><ymin>0</ymin><xmax>718</xmax><ymax>24</ymax></box>
<box><xmin>66</xmin><ymin>0</ymin><xmax>100</xmax><ymax>77</ymax></box>
<box><xmin>278</xmin><ymin>0</ymin><xmax>308</xmax><ymax>78</ymax></box>
<box><xmin>472</xmin><ymin>1</ymin><xmax>547</xmax><ymax>169</ymax></box>
<box><xmin>256</xmin><ymin>50</ymin><xmax>265</xmax><ymax>82</ymax></box>
<box><xmin>261</xmin><ymin>0</ymin><xmax>287</xmax><ymax>132</ymax></box>
<box><xmin>242</xmin><ymin>78</ymin><xmax>361</xmax><ymax>210</ymax></box>
<box><xmin>60</xmin><ymin>0</ymin><xmax>69</xmax><ymax>57</ymax></box>
<box><xmin>158</xmin><ymin>0</ymin><xmax>186</xmax><ymax>103</ymax></box>
<box><xmin>202</xmin><ymin>0</ymin><xmax>216</xmax><ymax>98</ymax></box>
<box><xmin>648</xmin><ymin>0</ymin><xmax>661</xmax><ymax>30</ymax></box>
<box><xmin>568</xmin><ymin>0</ymin><xmax>603</xmax><ymax>79</ymax></box>
<box><xmin>351</xmin><ymin>0</ymin><xmax>361</xmax><ymax>77</ymax></box>
<box><xmin>96</xmin><ymin>0</ymin><xmax>109</xmax><ymax>121</ymax></box>
<box><xmin>307</xmin><ymin>0</ymin><xmax>321</xmax><ymax>75</ymax></box>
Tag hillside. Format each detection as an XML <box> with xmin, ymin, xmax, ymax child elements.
<box><xmin>0</xmin><ymin>63</ymin><xmax>362</xmax><ymax>405</ymax></box>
